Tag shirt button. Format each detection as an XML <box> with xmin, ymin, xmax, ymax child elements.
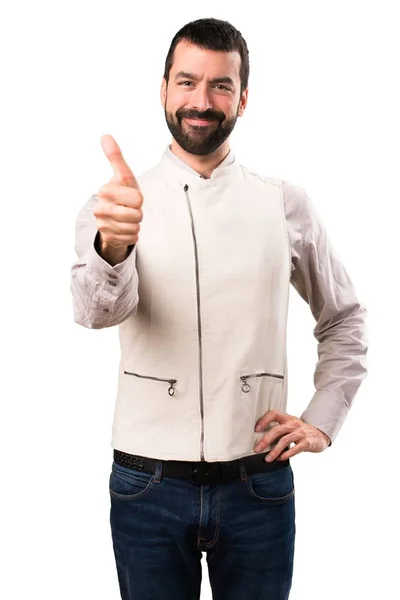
<box><xmin>103</xmin><ymin>308</ymin><xmax>110</xmax><ymax>313</ymax></box>
<box><xmin>109</xmin><ymin>274</ymin><xmax>117</xmax><ymax>279</ymax></box>
<box><xmin>109</xmin><ymin>281</ymin><xmax>117</xmax><ymax>286</ymax></box>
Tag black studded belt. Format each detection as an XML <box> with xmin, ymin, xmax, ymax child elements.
<box><xmin>113</xmin><ymin>448</ymin><xmax>289</xmax><ymax>485</ymax></box>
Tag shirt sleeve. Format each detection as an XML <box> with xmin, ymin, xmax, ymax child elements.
<box><xmin>70</xmin><ymin>194</ymin><xmax>139</xmax><ymax>329</ymax></box>
<box><xmin>283</xmin><ymin>180</ymin><xmax>368</xmax><ymax>444</ymax></box>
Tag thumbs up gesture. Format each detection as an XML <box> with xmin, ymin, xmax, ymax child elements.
<box><xmin>93</xmin><ymin>135</ymin><xmax>143</xmax><ymax>263</ymax></box>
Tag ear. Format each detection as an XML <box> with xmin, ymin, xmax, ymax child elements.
<box><xmin>237</xmin><ymin>88</ymin><xmax>249</xmax><ymax>117</ymax></box>
<box><xmin>160</xmin><ymin>77</ymin><xmax>167</xmax><ymax>108</ymax></box>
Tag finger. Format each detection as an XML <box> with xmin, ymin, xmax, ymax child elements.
<box><xmin>276</xmin><ymin>442</ymin><xmax>306</xmax><ymax>461</ymax></box>
<box><xmin>107</xmin><ymin>205</ymin><xmax>143</xmax><ymax>224</ymax></box>
<box><xmin>96</xmin><ymin>232</ymin><xmax>140</xmax><ymax>248</ymax></box>
<box><xmin>96</xmin><ymin>219</ymin><xmax>140</xmax><ymax>237</ymax></box>
<box><xmin>253</xmin><ymin>424</ymin><xmax>293</xmax><ymax>453</ymax></box>
<box><xmin>265</xmin><ymin>432</ymin><xmax>302</xmax><ymax>462</ymax></box>
<box><xmin>98</xmin><ymin>183</ymin><xmax>143</xmax><ymax>209</ymax></box>
<box><xmin>100</xmin><ymin>134</ymin><xmax>140</xmax><ymax>189</ymax></box>
<box><xmin>95</xmin><ymin>209</ymin><xmax>143</xmax><ymax>227</ymax></box>
<box><xmin>93</xmin><ymin>203</ymin><xmax>143</xmax><ymax>227</ymax></box>
<box><xmin>255</xmin><ymin>410</ymin><xmax>290</xmax><ymax>432</ymax></box>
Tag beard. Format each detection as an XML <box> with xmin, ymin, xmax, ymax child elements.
<box><xmin>164</xmin><ymin>100</ymin><xmax>239</xmax><ymax>156</ymax></box>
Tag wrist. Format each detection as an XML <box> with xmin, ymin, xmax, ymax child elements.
<box><xmin>320</xmin><ymin>430</ymin><xmax>331</xmax><ymax>446</ymax></box>
<box><xmin>95</xmin><ymin>233</ymin><xmax>130</xmax><ymax>266</ymax></box>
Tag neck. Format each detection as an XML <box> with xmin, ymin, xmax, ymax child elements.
<box><xmin>169</xmin><ymin>139</ymin><xmax>230</xmax><ymax>179</ymax></box>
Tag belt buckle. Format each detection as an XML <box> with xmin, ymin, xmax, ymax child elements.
<box><xmin>189</xmin><ymin>461</ymin><xmax>217</xmax><ymax>484</ymax></box>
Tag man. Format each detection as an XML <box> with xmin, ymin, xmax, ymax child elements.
<box><xmin>70</xmin><ymin>17</ymin><xmax>368</xmax><ymax>600</ymax></box>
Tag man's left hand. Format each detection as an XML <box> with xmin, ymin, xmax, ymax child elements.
<box><xmin>253</xmin><ymin>410</ymin><xmax>331</xmax><ymax>462</ymax></box>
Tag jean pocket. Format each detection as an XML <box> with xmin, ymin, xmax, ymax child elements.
<box><xmin>246</xmin><ymin>464</ymin><xmax>295</xmax><ymax>503</ymax></box>
<box><xmin>109</xmin><ymin>462</ymin><xmax>155</xmax><ymax>501</ymax></box>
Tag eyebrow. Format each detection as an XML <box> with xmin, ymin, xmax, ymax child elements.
<box><xmin>175</xmin><ymin>71</ymin><xmax>235</xmax><ymax>87</ymax></box>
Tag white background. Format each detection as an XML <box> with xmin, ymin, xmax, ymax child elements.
<box><xmin>2</xmin><ymin>0</ymin><xmax>399</xmax><ymax>598</ymax></box>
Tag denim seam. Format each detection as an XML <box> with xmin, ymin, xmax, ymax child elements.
<box><xmin>246</xmin><ymin>478</ymin><xmax>295</xmax><ymax>503</ymax></box>
<box><xmin>109</xmin><ymin>474</ymin><xmax>155</xmax><ymax>501</ymax></box>
<box><xmin>197</xmin><ymin>484</ymin><xmax>204</xmax><ymax>544</ymax></box>
<box><xmin>200</xmin><ymin>483</ymin><xmax>221</xmax><ymax>549</ymax></box>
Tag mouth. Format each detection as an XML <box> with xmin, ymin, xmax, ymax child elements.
<box><xmin>184</xmin><ymin>117</ymin><xmax>218</xmax><ymax>127</ymax></box>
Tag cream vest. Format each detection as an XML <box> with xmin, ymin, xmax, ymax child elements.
<box><xmin>111</xmin><ymin>152</ymin><xmax>291</xmax><ymax>462</ymax></box>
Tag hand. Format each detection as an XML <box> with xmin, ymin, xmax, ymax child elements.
<box><xmin>253</xmin><ymin>410</ymin><xmax>331</xmax><ymax>462</ymax></box>
<box><xmin>93</xmin><ymin>134</ymin><xmax>143</xmax><ymax>249</ymax></box>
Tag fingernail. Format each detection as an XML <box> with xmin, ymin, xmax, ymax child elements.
<box><xmin>254</xmin><ymin>444</ymin><xmax>262</xmax><ymax>452</ymax></box>
<box><xmin>255</xmin><ymin>425</ymin><xmax>261</xmax><ymax>432</ymax></box>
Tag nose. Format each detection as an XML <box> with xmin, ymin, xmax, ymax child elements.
<box><xmin>190</xmin><ymin>83</ymin><xmax>213</xmax><ymax>112</ymax></box>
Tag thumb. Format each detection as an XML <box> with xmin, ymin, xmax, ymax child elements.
<box><xmin>100</xmin><ymin>134</ymin><xmax>140</xmax><ymax>189</ymax></box>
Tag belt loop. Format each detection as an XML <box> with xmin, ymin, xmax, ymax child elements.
<box><xmin>239</xmin><ymin>460</ymin><xmax>247</xmax><ymax>481</ymax></box>
<box><xmin>154</xmin><ymin>460</ymin><xmax>163</xmax><ymax>483</ymax></box>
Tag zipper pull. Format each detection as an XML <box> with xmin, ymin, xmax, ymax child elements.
<box><xmin>168</xmin><ymin>380</ymin><xmax>177</xmax><ymax>396</ymax></box>
<box><xmin>240</xmin><ymin>376</ymin><xmax>251</xmax><ymax>393</ymax></box>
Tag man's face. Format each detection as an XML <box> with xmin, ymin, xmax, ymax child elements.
<box><xmin>161</xmin><ymin>41</ymin><xmax>248</xmax><ymax>156</ymax></box>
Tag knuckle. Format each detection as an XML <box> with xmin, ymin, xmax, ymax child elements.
<box><xmin>98</xmin><ymin>184</ymin><xmax>111</xmax><ymax>197</ymax></box>
<box><xmin>94</xmin><ymin>202</ymin><xmax>109</xmax><ymax>219</ymax></box>
<box><xmin>98</xmin><ymin>224</ymin><xmax>108</xmax><ymax>235</ymax></box>
<box><xmin>135</xmin><ymin>191</ymin><xmax>144</xmax><ymax>207</ymax></box>
<box><xmin>131</xmin><ymin>223</ymin><xmax>140</xmax><ymax>235</ymax></box>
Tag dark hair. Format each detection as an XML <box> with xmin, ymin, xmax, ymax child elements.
<box><xmin>163</xmin><ymin>18</ymin><xmax>249</xmax><ymax>93</ymax></box>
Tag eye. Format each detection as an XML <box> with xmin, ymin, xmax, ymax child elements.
<box><xmin>214</xmin><ymin>84</ymin><xmax>230</xmax><ymax>91</ymax></box>
<box><xmin>178</xmin><ymin>81</ymin><xmax>194</xmax><ymax>86</ymax></box>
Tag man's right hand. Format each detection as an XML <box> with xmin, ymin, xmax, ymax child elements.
<box><xmin>93</xmin><ymin>135</ymin><xmax>143</xmax><ymax>263</ymax></box>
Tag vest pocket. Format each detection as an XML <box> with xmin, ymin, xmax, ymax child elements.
<box><xmin>123</xmin><ymin>371</ymin><xmax>178</xmax><ymax>396</ymax></box>
<box><xmin>240</xmin><ymin>371</ymin><xmax>284</xmax><ymax>393</ymax></box>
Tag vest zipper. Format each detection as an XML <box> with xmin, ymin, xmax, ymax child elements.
<box><xmin>183</xmin><ymin>184</ymin><xmax>205</xmax><ymax>461</ymax></box>
<box><xmin>123</xmin><ymin>371</ymin><xmax>177</xmax><ymax>396</ymax></box>
<box><xmin>240</xmin><ymin>372</ymin><xmax>284</xmax><ymax>393</ymax></box>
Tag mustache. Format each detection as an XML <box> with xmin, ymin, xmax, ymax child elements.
<box><xmin>176</xmin><ymin>108</ymin><xmax>225</xmax><ymax>122</ymax></box>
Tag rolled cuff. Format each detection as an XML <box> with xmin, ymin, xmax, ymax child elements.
<box><xmin>300</xmin><ymin>389</ymin><xmax>350</xmax><ymax>445</ymax></box>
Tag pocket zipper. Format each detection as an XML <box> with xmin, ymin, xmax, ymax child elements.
<box><xmin>240</xmin><ymin>371</ymin><xmax>284</xmax><ymax>393</ymax></box>
<box><xmin>124</xmin><ymin>371</ymin><xmax>177</xmax><ymax>396</ymax></box>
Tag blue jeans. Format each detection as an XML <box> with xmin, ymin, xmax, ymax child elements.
<box><xmin>109</xmin><ymin>457</ymin><xmax>295</xmax><ymax>599</ymax></box>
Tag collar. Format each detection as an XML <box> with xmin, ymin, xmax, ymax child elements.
<box><xmin>160</xmin><ymin>144</ymin><xmax>240</xmax><ymax>187</ymax></box>
<box><xmin>164</xmin><ymin>145</ymin><xmax>235</xmax><ymax>178</ymax></box>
